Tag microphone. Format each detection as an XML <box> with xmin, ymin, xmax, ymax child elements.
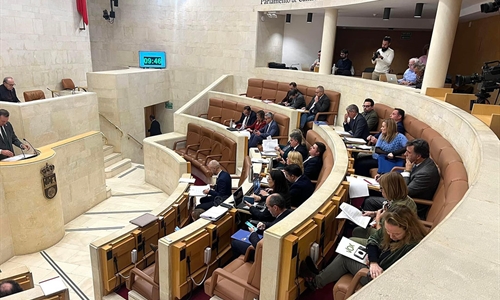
<box><xmin>20</xmin><ymin>146</ymin><xmax>26</xmax><ymax>159</ymax></box>
<box><xmin>22</xmin><ymin>138</ymin><xmax>39</xmax><ymax>157</ymax></box>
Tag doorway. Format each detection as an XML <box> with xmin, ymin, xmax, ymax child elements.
<box><xmin>144</xmin><ymin>105</ymin><xmax>156</xmax><ymax>137</ymax></box>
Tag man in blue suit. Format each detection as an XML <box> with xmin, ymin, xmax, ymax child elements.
<box><xmin>248</xmin><ymin>112</ymin><xmax>279</xmax><ymax>148</ymax></box>
<box><xmin>195</xmin><ymin>160</ymin><xmax>232</xmax><ymax>211</ymax></box>
<box><xmin>284</xmin><ymin>164</ymin><xmax>315</xmax><ymax>208</ymax></box>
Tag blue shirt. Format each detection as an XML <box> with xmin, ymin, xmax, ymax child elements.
<box><xmin>373</xmin><ymin>133</ymin><xmax>408</xmax><ymax>159</ymax></box>
<box><xmin>398</xmin><ymin>68</ymin><xmax>417</xmax><ymax>84</ymax></box>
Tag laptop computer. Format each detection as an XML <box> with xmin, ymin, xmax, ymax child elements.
<box><xmin>386</xmin><ymin>74</ymin><xmax>398</xmax><ymax>84</ymax></box>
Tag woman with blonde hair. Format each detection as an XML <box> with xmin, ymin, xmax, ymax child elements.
<box><xmin>299</xmin><ymin>205</ymin><xmax>427</xmax><ymax>290</ymax></box>
<box><xmin>354</xmin><ymin>118</ymin><xmax>407</xmax><ymax>177</ymax></box>
<box><xmin>286</xmin><ymin>151</ymin><xmax>304</xmax><ymax>172</ymax></box>
<box><xmin>351</xmin><ymin>172</ymin><xmax>417</xmax><ymax>245</ymax></box>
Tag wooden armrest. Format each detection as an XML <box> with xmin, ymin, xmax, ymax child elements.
<box><xmin>252</xmin><ymin>95</ymin><xmax>262</xmax><ymax>99</ymax></box>
<box><xmin>369</xmin><ymin>130</ymin><xmax>380</xmax><ymax>135</ymax></box>
<box><xmin>127</xmin><ymin>268</ymin><xmax>158</xmax><ymax>290</ymax></box>
<box><xmin>244</xmin><ymin>245</ymin><xmax>256</xmax><ymax>261</ymax></box>
<box><xmin>420</xmin><ymin>220</ymin><xmax>433</xmax><ymax>229</ymax></box>
<box><xmin>314</xmin><ymin>111</ymin><xmax>336</xmax><ymax>120</ymax></box>
<box><xmin>195</xmin><ymin>148</ymin><xmax>211</xmax><ymax>159</ymax></box>
<box><xmin>273</xmin><ymin>135</ymin><xmax>288</xmax><ymax>141</ymax></box>
<box><xmin>204</xmin><ymin>154</ymin><xmax>223</xmax><ymax>164</ymax></box>
<box><xmin>230</xmin><ymin>174</ymin><xmax>240</xmax><ymax>179</ymax></box>
<box><xmin>173</xmin><ymin>139</ymin><xmax>187</xmax><ymax>150</ymax></box>
<box><xmin>76</xmin><ymin>86</ymin><xmax>87</xmax><ymax>92</ymax></box>
<box><xmin>413</xmin><ymin>198</ymin><xmax>433</xmax><ymax>206</ymax></box>
<box><xmin>239</xmin><ymin>93</ymin><xmax>247</xmax><ymax>96</ymax></box>
<box><xmin>211</xmin><ymin>115</ymin><xmax>222</xmax><ymax>121</ymax></box>
<box><xmin>198</xmin><ymin>113</ymin><xmax>208</xmax><ymax>118</ymax></box>
<box><xmin>208</xmin><ymin>268</ymin><xmax>260</xmax><ymax>296</ymax></box>
<box><xmin>390</xmin><ymin>166</ymin><xmax>405</xmax><ymax>172</ymax></box>
<box><xmin>345</xmin><ymin>268</ymin><xmax>369</xmax><ymax>298</ymax></box>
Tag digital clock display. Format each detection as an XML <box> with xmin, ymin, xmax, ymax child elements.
<box><xmin>139</xmin><ymin>51</ymin><xmax>167</xmax><ymax>69</ymax></box>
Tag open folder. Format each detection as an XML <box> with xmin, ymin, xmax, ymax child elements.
<box><xmin>336</xmin><ymin>202</ymin><xmax>371</xmax><ymax>229</ymax></box>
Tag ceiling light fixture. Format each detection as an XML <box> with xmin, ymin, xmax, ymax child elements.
<box><xmin>383</xmin><ymin>8</ymin><xmax>391</xmax><ymax>20</ymax></box>
<box><xmin>414</xmin><ymin>3</ymin><xmax>424</xmax><ymax>18</ymax></box>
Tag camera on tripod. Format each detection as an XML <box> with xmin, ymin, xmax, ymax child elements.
<box><xmin>455</xmin><ymin>61</ymin><xmax>500</xmax><ymax>109</ymax></box>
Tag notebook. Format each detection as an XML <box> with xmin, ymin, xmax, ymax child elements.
<box><xmin>130</xmin><ymin>213</ymin><xmax>158</xmax><ymax>228</ymax></box>
<box><xmin>231</xmin><ymin>229</ymin><xmax>262</xmax><ymax>245</ymax></box>
<box><xmin>200</xmin><ymin>206</ymin><xmax>228</xmax><ymax>221</ymax></box>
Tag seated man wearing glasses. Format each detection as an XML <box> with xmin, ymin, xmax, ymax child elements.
<box><xmin>361</xmin><ymin>98</ymin><xmax>379</xmax><ymax>132</ymax></box>
<box><xmin>0</xmin><ymin>77</ymin><xmax>20</xmax><ymax>103</ymax></box>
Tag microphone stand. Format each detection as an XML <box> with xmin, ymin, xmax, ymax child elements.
<box><xmin>23</xmin><ymin>138</ymin><xmax>39</xmax><ymax>157</ymax></box>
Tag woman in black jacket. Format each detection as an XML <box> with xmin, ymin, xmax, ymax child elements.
<box><xmin>246</xmin><ymin>170</ymin><xmax>291</xmax><ymax>221</ymax></box>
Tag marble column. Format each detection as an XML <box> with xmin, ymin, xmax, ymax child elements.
<box><xmin>421</xmin><ymin>0</ymin><xmax>462</xmax><ymax>93</ymax></box>
<box><xmin>319</xmin><ymin>8</ymin><xmax>338</xmax><ymax>75</ymax></box>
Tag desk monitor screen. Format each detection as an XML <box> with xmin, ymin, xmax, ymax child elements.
<box><xmin>139</xmin><ymin>51</ymin><xmax>167</xmax><ymax>69</ymax></box>
<box><xmin>232</xmin><ymin>187</ymin><xmax>244</xmax><ymax>206</ymax></box>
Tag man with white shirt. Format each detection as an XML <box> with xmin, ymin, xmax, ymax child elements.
<box><xmin>371</xmin><ymin>36</ymin><xmax>395</xmax><ymax>81</ymax></box>
<box><xmin>0</xmin><ymin>109</ymin><xmax>30</xmax><ymax>160</ymax></box>
<box><xmin>235</xmin><ymin>106</ymin><xmax>256</xmax><ymax>130</ymax></box>
<box><xmin>303</xmin><ymin>142</ymin><xmax>326</xmax><ymax>180</ymax></box>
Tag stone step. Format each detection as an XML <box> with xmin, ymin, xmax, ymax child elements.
<box><xmin>104</xmin><ymin>152</ymin><xmax>122</xmax><ymax>167</ymax></box>
<box><xmin>105</xmin><ymin>159</ymin><xmax>132</xmax><ymax>179</ymax></box>
<box><xmin>106</xmin><ymin>186</ymin><xmax>112</xmax><ymax>199</ymax></box>
<box><xmin>103</xmin><ymin>145</ymin><xmax>114</xmax><ymax>156</ymax></box>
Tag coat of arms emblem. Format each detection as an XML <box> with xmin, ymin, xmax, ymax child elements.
<box><xmin>41</xmin><ymin>163</ymin><xmax>57</xmax><ymax>199</ymax></box>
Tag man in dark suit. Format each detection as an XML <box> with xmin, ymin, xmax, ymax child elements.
<box><xmin>299</xmin><ymin>85</ymin><xmax>330</xmax><ymax>129</ymax></box>
<box><xmin>148</xmin><ymin>115</ymin><xmax>162</xmax><ymax>136</ymax></box>
<box><xmin>248</xmin><ymin>112</ymin><xmax>279</xmax><ymax>148</ymax></box>
<box><xmin>367</xmin><ymin>108</ymin><xmax>405</xmax><ymax>144</ymax></box>
<box><xmin>282</xmin><ymin>89</ymin><xmax>306</xmax><ymax>109</ymax></box>
<box><xmin>343</xmin><ymin>104</ymin><xmax>370</xmax><ymax>140</ymax></box>
<box><xmin>194</xmin><ymin>160</ymin><xmax>232</xmax><ymax>211</ymax></box>
<box><xmin>284</xmin><ymin>164</ymin><xmax>315</xmax><ymax>208</ymax></box>
<box><xmin>275</xmin><ymin>131</ymin><xmax>308</xmax><ymax>167</ymax></box>
<box><xmin>0</xmin><ymin>77</ymin><xmax>20</xmax><ymax>103</ymax></box>
<box><xmin>0</xmin><ymin>109</ymin><xmax>29</xmax><ymax>160</ymax></box>
<box><xmin>363</xmin><ymin>139</ymin><xmax>439</xmax><ymax>219</ymax></box>
<box><xmin>303</xmin><ymin>142</ymin><xmax>326</xmax><ymax>181</ymax></box>
<box><xmin>231</xmin><ymin>193</ymin><xmax>293</xmax><ymax>257</ymax></box>
<box><xmin>280</xmin><ymin>81</ymin><xmax>298</xmax><ymax>103</ymax></box>
<box><xmin>235</xmin><ymin>106</ymin><xmax>257</xmax><ymax>130</ymax></box>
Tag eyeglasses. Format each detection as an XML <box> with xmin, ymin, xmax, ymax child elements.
<box><xmin>4</xmin><ymin>82</ymin><xmax>15</xmax><ymax>86</ymax></box>
<box><xmin>362</xmin><ymin>105</ymin><xmax>371</xmax><ymax>108</ymax></box>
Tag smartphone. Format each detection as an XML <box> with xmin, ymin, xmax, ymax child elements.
<box><xmin>245</xmin><ymin>221</ymin><xmax>257</xmax><ymax>231</ymax></box>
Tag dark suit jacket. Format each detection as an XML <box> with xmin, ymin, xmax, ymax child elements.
<box><xmin>343</xmin><ymin>114</ymin><xmax>370</xmax><ymax>140</ymax></box>
<box><xmin>236</xmin><ymin>111</ymin><xmax>257</xmax><ymax>128</ymax></box>
<box><xmin>0</xmin><ymin>85</ymin><xmax>20</xmax><ymax>103</ymax></box>
<box><xmin>249</xmin><ymin>208</ymin><xmax>293</xmax><ymax>247</ymax></box>
<box><xmin>207</xmin><ymin>170</ymin><xmax>232</xmax><ymax>199</ymax></box>
<box><xmin>289</xmin><ymin>175</ymin><xmax>315</xmax><ymax>207</ymax></box>
<box><xmin>0</xmin><ymin>122</ymin><xmax>23</xmax><ymax>160</ymax></box>
<box><xmin>304</xmin><ymin>156</ymin><xmax>323</xmax><ymax>180</ymax></box>
<box><xmin>405</xmin><ymin>158</ymin><xmax>440</xmax><ymax>200</ymax></box>
<box><xmin>148</xmin><ymin>120</ymin><xmax>162</xmax><ymax>136</ymax></box>
<box><xmin>283</xmin><ymin>144</ymin><xmax>308</xmax><ymax>161</ymax></box>
<box><xmin>306</xmin><ymin>94</ymin><xmax>330</xmax><ymax>121</ymax></box>
<box><xmin>290</xmin><ymin>94</ymin><xmax>306</xmax><ymax>109</ymax></box>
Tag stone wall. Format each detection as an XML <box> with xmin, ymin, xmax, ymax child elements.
<box><xmin>0</xmin><ymin>0</ymin><xmax>92</xmax><ymax>100</ymax></box>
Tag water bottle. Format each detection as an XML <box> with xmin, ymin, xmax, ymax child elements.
<box><xmin>229</xmin><ymin>119</ymin><xmax>234</xmax><ymax>128</ymax></box>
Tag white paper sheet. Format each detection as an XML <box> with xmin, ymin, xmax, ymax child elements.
<box><xmin>345</xmin><ymin>176</ymin><xmax>370</xmax><ymax>198</ymax></box>
<box><xmin>1</xmin><ymin>153</ymin><xmax>36</xmax><ymax>162</ymax></box>
<box><xmin>178</xmin><ymin>178</ymin><xmax>196</xmax><ymax>184</ymax></box>
<box><xmin>337</xmin><ymin>202</ymin><xmax>371</xmax><ymax>228</ymax></box>
<box><xmin>262</xmin><ymin>139</ymin><xmax>278</xmax><ymax>152</ymax></box>
<box><xmin>200</xmin><ymin>205</ymin><xmax>229</xmax><ymax>221</ymax></box>
<box><xmin>39</xmin><ymin>276</ymin><xmax>67</xmax><ymax>296</ymax></box>
<box><xmin>189</xmin><ymin>184</ymin><xmax>210</xmax><ymax>196</ymax></box>
<box><xmin>251</xmin><ymin>158</ymin><xmax>270</xmax><ymax>164</ymax></box>
<box><xmin>335</xmin><ymin>237</ymin><xmax>369</xmax><ymax>264</ymax></box>
<box><xmin>356</xmin><ymin>145</ymin><xmax>373</xmax><ymax>150</ymax></box>
<box><xmin>239</xmin><ymin>130</ymin><xmax>251</xmax><ymax>138</ymax></box>
<box><xmin>344</xmin><ymin>137</ymin><xmax>367</xmax><ymax>144</ymax></box>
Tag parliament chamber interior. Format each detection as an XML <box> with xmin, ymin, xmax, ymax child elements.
<box><xmin>0</xmin><ymin>0</ymin><xmax>499</xmax><ymax>300</ymax></box>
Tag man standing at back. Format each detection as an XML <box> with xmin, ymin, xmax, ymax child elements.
<box><xmin>148</xmin><ymin>115</ymin><xmax>162</xmax><ymax>136</ymax></box>
<box><xmin>0</xmin><ymin>77</ymin><xmax>20</xmax><ymax>103</ymax></box>
<box><xmin>371</xmin><ymin>36</ymin><xmax>394</xmax><ymax>81</ymax></box>
<box><xmin>361</xmin><ymin>98</ymin><xmax>379</xmax><ymax>132</ymax></box>
<box><xmin>0</xmin><ymin>109</ymin><xmax>30</xmax><ymax>160</ymax></box>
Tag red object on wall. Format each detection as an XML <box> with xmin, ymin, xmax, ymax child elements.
<box><xmin>76</xmin><ymin>0</ymin><xmax>88</xmax><ymax>25</ymax></box>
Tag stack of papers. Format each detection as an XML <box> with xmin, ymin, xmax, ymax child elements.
<box><xmin>336</xmin><ymin>202</ymin><xmax>371</xmax><ymax>228</ymax></box>
<box><xmin>345</xmin><ymin>176</ymin><xmax>370</xmax><ymax>198</ymax></box>
<box><xmin>261</xmin><ymin>151</ymin><xmax>278</xmax><ymax>157</ymax></box>
<box><xmin>189</xmin><ymin>184</ymin><xmax>209</xmax><ymax>196</ymax></box>
<box><xmin>251</xmin><ymin>158</ymin><xmax>270</xmax><ymax>164</ymax></box>
<box><xmin>178</xmin><ymin>178</ymin><xmax>196</xmax><ymax>184</ymax></box>
<box><xmin>344</xmin><ymin>137</ymin><xmax>367</xmax><ymax>144</ymax></box>
<box><xmin>263</xmin><ymin>139</ymin><xmax>278</xmax><ymax>152</ymax></box>
<box><xmin>200</xmin><ymin>206</ymin><xmax>229</xmax><ymax>221</ymax></box>
<box><xmin>355</xmin><ymin>145</ymin><xmax>373</xmax><ymax>150</ymax></box>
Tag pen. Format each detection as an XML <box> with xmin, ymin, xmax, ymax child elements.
<box><xmin>363</xmin><ymin>179</ymin><xmax>372</xmax><ymax>185</ymax></box>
